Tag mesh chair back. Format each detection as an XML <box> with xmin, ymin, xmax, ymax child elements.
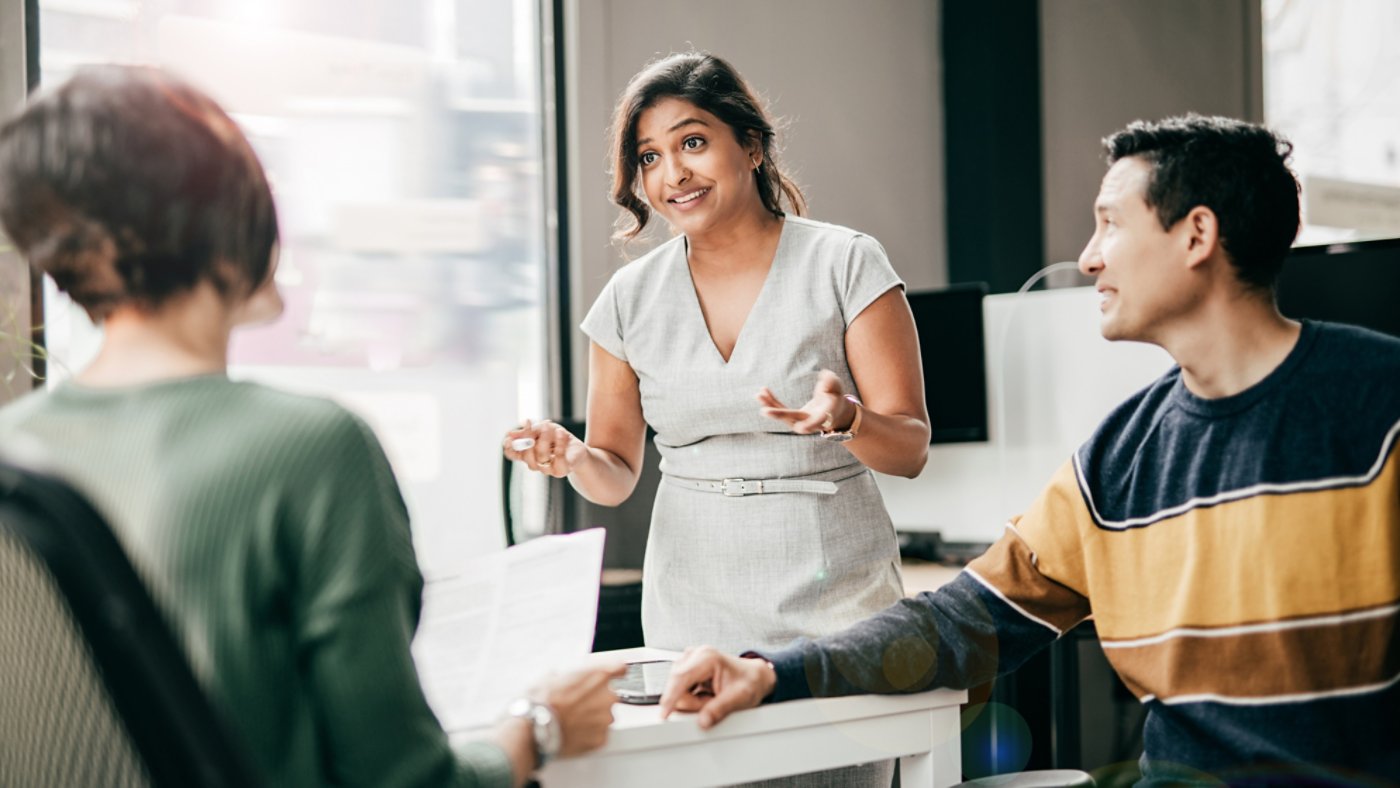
<box><xmin>0</xmin><ymin>459</ymin><xmax>261</xmax><ymax>788</ymax></box>
<box><xmin>0</xmin><ymin>527</ymin><xmax>151</xmax><ymax>787</ymax></box>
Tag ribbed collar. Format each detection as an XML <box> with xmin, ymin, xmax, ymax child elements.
<box><xmin>1166</xmin><ymin>320</ymin><xmax>1319</xmax><ymax>419</ymax></box>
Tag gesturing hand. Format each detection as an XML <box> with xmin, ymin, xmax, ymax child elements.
<box><xmin>757</xmin><ymin>369</ymin><xmax>854</xmax><ymax>435</ymax></box>
<box><xmin>502</xmin><ymin>419</ymin><xmax>590</xmax><ymax>478</ymax></box>
<box><xmin>658</xmin><ymin>646</ymin><xmax>776</xmax><ymax>729</ymax></box>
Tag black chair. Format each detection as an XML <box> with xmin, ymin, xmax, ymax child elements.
<box><xmin>0</xmin><ymin>458</ymin><xmax>262</xmax><ymax>787</ymax></box>
<box><xmin>501</xmin><ymin>419</ymin><xmax>650</xmax><ymax>652</ymax></box>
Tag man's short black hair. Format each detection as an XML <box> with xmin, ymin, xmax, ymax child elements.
<box><xmin>1105</xmin><ymin>114</ymin><xmax>1300</xmax><ymax>293</ymax></box>
<box><xmin>0</xmin><ymin>65</ymin><xmax>278</xmax><ymax>321</ymax></box>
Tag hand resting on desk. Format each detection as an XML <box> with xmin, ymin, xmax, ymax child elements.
<box><xmin>659</xmin><ymin>646</ymin><xmax>776</xmax><ymax>729</ymax></box>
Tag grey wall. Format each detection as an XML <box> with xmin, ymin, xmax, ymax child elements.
<box><xmin>0</xmin><ymin>0</ymin><xmax>32</xmax><ymax>404</ymax></box>
<box><xmin>565</xmin><ymin>0</ymin><xmax>945</xmax><ymax>415</ymax></box>
<box><xmin>1039</xmin><ymin>0</ymin><xmax>1263</xmax><ymax>267</ymax></box>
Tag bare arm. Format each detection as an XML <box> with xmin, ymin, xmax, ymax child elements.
<box><xmin>503</xmin><ymin>342</ymin><xmax>647</xmax><ymax>506</ymax></box>
<box><xmin>841</xmin><ymin>286</ymin><xmax>931</xmax><ymax>477</ymax></box>
<box><xmin>570</xmin><ymin>342</ymin><xmax>648</xmax><ymax>505</ymax></box>
<box><xmin>759</xmin><ymin>287</ymin><xmax>930</xmax><ymax>477</ymax></box>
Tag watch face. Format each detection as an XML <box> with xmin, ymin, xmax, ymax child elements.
<box><xmin>506</xmin><ymin>699</ymin><xmax>561</xmax><ymax>764</ymax></box>
<box><xmin>530</xmin><ymin>704</ymin><xmax>562</xmax><ymax>760</ymax></box>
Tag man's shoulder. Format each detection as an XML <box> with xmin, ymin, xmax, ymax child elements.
<box><xmin>1296</xmin><ymin>321</ymin><xmax>1400</xmax><ymax>420</ymax></box>
<box><xmin>1308</xmin><ymin>321</ymin><xmax>1400</xmax><ymax>374</ymax></box>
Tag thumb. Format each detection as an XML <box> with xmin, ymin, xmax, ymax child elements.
<box><xmin>815</xmin><ymin>369</ymin><xmax>842</xmax><ymax>395</ymax></box>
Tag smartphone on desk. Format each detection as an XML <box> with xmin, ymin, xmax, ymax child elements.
<box><xmin>612</xmin><ymin>659</ymin><xmax>673</xmax><ymax>705</ymax></box>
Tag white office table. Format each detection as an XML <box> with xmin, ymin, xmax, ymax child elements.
<box><xmin>538</xmin><ymin>648</ymin><xmax>967</xmax><ymax>788</ymax></box>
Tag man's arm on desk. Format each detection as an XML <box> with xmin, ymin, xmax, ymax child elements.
<box><xmin>661</xmin><ymin>516</ymin><xmax>1092</xmax><ymax>728</ymax></box>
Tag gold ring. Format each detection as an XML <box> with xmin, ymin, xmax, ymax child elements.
<box><xmin>539</xmin><ymin>455</ymin><xmax>555</xmax><ymax>467</ymax></box>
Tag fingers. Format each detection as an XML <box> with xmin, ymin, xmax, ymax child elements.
<box><xmin>657</xmin><ymin>648</ymin><xmax>766</xmax><ymax>729</ymax></box>
<box><xmin>501</xmin><ymin>419</ymin><xmax>535</xmax><ymax>461</ymax></box>
<box><xmin>815</xmin><ymin>368</ymin><xmax>844</xmax><ymax>396</ymax></box>
<box><xmin>755</xmin><ymin>387</ymin><xmax>787</xmax><ymax>410</ymax></box>
<box><xmin>660</xmin><ymin>647</ymin><xmax>724</xmax><ymax>719</ymax></box>
<box><xmin>697</xmin><ymin>685</ymin><xmax>750</xmax><ymax>729</ymax></box>
<box><xmin>758</xmin><ymin>376</ymin><xmax>846</xmax><ymax>434</ymax></box>
<box><xmin>761</xmin><ymin>407</ymin><xmax>828</xmax><ymax>434</ymax></box>
<box><xmin>549</xmin><ymin>663</ymin><xmax>626</xmax><ymax>758</ymax></box>
<box><xmin>502</xmin><ymin>419</ymin><xmax>584</xmax><ymax>477</ymax></box>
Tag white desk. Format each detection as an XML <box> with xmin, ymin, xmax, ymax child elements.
<box><xmin>538</xmin><ymin>648</ymin><xmax>967</xmax><ymax>788</ymax></box>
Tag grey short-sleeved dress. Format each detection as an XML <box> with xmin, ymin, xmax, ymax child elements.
<box><xmin>582</xmin><ymin>216</ymin><xmax>906</xmax><ymax>657</ymax></box>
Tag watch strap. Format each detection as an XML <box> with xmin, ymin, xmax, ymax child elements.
<box><xmin>820</xmin><ymin>395</ymin><xmax>863</xmax><ymax>442</ymax></box>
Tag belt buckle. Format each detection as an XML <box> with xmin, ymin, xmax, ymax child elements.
<box><xmin>721</xmin><ymin>478</ymin><xmax>750</xmax><ymax>496</ymax></box>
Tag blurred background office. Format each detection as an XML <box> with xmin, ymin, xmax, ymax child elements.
<box><xmin>1</xmin><ymin>0</ymin><xmax>1398</xmax><ymax>776</ymax></box>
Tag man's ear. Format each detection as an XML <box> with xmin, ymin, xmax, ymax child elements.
<box><xmin>1183</xmin><ymin>205</ymin><xmax>1220</xmax><ymax>270</ymax></box>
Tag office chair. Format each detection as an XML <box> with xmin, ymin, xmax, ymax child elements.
<box><xmin>0</xmin><ymin>457</ymin><xmax>262</xmax><ymax>788</ymax></box>
<box><xmin>501</xmin><ymin>419</ymin><xmax>648</xmax><ymax>652</ymax></box>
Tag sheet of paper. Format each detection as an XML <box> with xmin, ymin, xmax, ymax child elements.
<box><xmin>412</xmin><ymin>528</ymin><xmax>606</xmax><ymax>731</ymax></box>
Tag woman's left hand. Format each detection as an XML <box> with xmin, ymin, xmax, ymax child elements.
<box><xmin>757</xmin><ymin>369</ymin><xmax>855</xmax><ymax>435</ymax></box>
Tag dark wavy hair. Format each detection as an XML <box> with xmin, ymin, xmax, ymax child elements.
<box><xmin>0</xmin><ymin>65</ymin><xmax>278</xmax><ymax>321</ymax></box>
<box><xmin>1104</xmin><ymin>114</ymin><xmax>1300</xmax><ymax>293</ymax></box>
<box><xmin>609</xmin><ymin>52</ymin><xmax>806</xmax><ymax>242</ymax></box>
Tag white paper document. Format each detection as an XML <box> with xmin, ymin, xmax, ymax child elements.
<box><xmin>412</xmin><ymin>528</ymin><xmax>606</xmax><ymax>731</ymax></box>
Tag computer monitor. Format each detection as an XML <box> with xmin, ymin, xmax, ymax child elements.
<box><xmin>1276</xmin><ymin>238</ymin><xmax>1400</xmax><ymax>338</ymax></box>
<box><xmin>906</xmin><ymin>283</ymin><xmax>989</xmax><ymax>444</ymax></box>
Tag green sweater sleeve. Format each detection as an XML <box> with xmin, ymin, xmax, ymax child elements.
<box><xmin>288</xmin><ymin>410</ymin><xmax>513</xmax><ymax>788</ymax></box>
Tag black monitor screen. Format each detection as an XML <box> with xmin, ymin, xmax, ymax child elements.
<box><xmin>906</xmin><ymin>283</ymin><xmax>989</xmax><ymax>444</ymax></box>
<box><xmin>1276</xmin><ymin>238</ymin><xmax>1400</xmax><ymax>339</ymax></box>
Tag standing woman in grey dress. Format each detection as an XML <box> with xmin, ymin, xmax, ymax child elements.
<box><xmin>503</xmin><ymin>51</ymin><xmax>929</xmax><ymax>787</ymax></box>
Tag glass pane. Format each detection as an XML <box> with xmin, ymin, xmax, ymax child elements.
<box><xmin>1263</xmin><ymin>0</ymin><xmax>1400</xmax><ymax>244</ymax></box>
<box><xmin>37</xmin><ymin>0</ymin><xmax>550</xmax><ymax>575</ymax></box>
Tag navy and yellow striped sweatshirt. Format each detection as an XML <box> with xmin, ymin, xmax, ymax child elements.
<box><xmin>762</xmin><ymin>321</ymin><xmax>1400</xmax><ymax>783</ymax></box>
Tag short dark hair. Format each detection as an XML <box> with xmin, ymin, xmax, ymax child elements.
<box><xmin>608</xmin><ymin>52</ymin><xmax>806</xmax><ymax>242</ymax></box>
<box><xmin>1104</xmin><ymin>114</ymin><xmax>1300</xmax><ymax>292</ymax></box>
<box><xmin>0</xmin><ymin>65</ymin><xmax>278</xmax><ymax>321</ymax></box>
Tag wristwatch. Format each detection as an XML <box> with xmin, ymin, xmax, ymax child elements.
<box><xmin>820</xmin><ymin>395</ymin><xmax>864</xmax><ymax>443</ymax></box>
<box><xmin>505</xmin><ymin>698</ymin><xmax>562</xmax><ymax>769</ymax></box>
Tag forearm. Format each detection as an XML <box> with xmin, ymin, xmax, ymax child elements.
<box><xmin>839</xmin><ymin>400</ymin><xmax>929</xmax><ymax>478</ymax></box>
<box><xmin>490</xmin><ymin>718</ymin><xmax>536</xmax><ymax>788</ymax></box>
<box><xmin>758</xmin><ymin>573</ymin><xmax>1057</xmax><ymax>701</ymax></box>
<box><xmin>566</xmin><ymin>444</ymin><xmax>642</xmax><ymax>506</ymax></box>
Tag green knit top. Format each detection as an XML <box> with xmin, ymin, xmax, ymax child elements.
<box><xmin>0</xmin><ymin>375</ymin><xmax>512</xmax><ymax>788</ymax></box>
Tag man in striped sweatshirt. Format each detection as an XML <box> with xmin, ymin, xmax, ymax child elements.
<box><xmin>659</xmin><ymin>115</ymin><xmax>1400</xmax><ymax>784</ymax></box>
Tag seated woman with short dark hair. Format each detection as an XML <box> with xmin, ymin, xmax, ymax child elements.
<box><xmin>0</xmin><ymin>65</ymin><xmax>619</xmax><ymax>788</ymax></box>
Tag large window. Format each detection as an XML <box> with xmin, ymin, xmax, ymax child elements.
<box><xmin>38</xmin><ymin>0</ymin><xmax>552</xmax><ymax>575</ymax></box>
<box><xmin>1263</xmin><ymin>0</ymin><xmax>1400</xmax><ymax>244</ymax></box>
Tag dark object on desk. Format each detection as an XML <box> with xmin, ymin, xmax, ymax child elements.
<box><xmin>907</xmin><ymin>283</ymin><xmax>990</xmax><ymax>444</ymax></box>
<box><xmin>0</xmin><ymin>457</ymin><xmax>261</xmax><ymax>788</ymax></box>
<box><xmin>612</xmin><ymin>659</ymin><xmax>673</xmax><ymax>705</ymax></box>
<box><xmin>898</xmin><ymin>530</ymin><xmax>992</xmax><ymax>566</ymax></box>
<box><xmin>1277</xmin><ymin>237</ymin><xmax>1400</xmax><ymax>338</ymax></box>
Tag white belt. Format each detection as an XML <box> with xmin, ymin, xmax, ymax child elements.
<box><xmin>665</xmin><ymin>476</ymin><xmax>839</xmax><ymax>497</ymax></box>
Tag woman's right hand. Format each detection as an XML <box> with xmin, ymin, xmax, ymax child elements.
<box><xmin>502</xmin><ymin>419</ymin><xmax>590</xmax><ymax>478</ymax></box>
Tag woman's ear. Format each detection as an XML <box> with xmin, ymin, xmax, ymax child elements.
<box><xmin>233</xmin><ymin>274</ymin><xmax>284</xmax><ymax>327</ymax></box>
<box><xmin>233</xmin><ymin>247</ymin><xmax>285</xmax><ymax>327</ymax></box>
<box><xmin>746</xmin><ymin>132</ymin><xmax>764</xmax><ymax>171</ymax></box>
